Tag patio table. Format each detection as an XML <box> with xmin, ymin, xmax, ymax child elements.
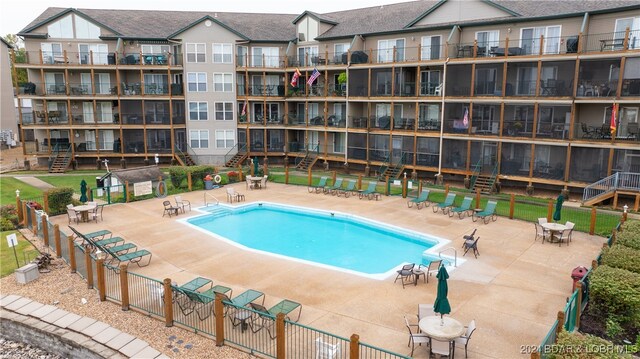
<box><xmin>541</xmin><ymin>222</ymin><xmax>567</xmax><ymax>244</ymax></box>
<box><xmin>419</xmin><ymin>315</ymin><xmax>465</xmax><ymax>358</ymax></box>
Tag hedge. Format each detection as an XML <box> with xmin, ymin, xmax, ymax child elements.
<box><xmin>46</xmin><ymin>187</ymin><xmax>74</xmax><ymax>215</ymax></box>
<box><xmin>617</xmin><ymin>220</ymin><xmax>640</xmax><ymax>250</ymax></box>
<box><xmin>547</xmin><ymin>330</ymin><xmax>634</xmax><ymax>359</ymax></box>
<box><xmin>589</xmin><ymin>265</ymin><xmax>640</xmax><ymax>325</ymax></box>
<box><xmin>601</xmin><ymin>245</ymin><xmax>640</xmax><ymax>274</ymax></box>
<box><xmin>168</xmin><ymin>165</ymin><xmax>216</xmax><ymax>189</ymax></box>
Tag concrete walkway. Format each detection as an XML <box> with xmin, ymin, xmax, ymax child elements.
<box><xmin>0</xmin><ymin>294</ymin><xmax>167</xmax><ymax>359</ymax></box>
<box><xmin>13</xmin><ymin>176</ymin><xmax>55</xmax><ymax>190</ymax></box>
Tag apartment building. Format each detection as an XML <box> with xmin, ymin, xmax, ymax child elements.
<box><xmin>11</xmin><ymin>0</ymin><xmax>640</xmax><ymax>193</ymax></box>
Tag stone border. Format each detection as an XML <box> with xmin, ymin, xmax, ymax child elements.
<box><xmin>0</xmin><ymin>294</ymin><xmax>167</xmax><ymax>359</ymax></box>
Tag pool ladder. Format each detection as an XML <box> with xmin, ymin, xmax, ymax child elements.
<box><xmin>204</xmin><ymin>192</ymin><xmax>220</xmax><ymax>206</ymax></box>
<box><xmin>438</xmin><ymin>247</ymin><xmax>457</xmax><ymax>267</ymax></box>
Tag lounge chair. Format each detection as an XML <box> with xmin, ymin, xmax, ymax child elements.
<box><xmin>407</xmin><ymin>189</ymin><xmax>431</xmax><ymax>209</ymax></box>
<box><xmin>308</xmin><ymin>176</ymin><xmax>329</xmax><ymax>193</ymax></box>
<box><xmin>432</xmin><ymin>193</ymin><xmax>456</xmax><ymax>214</ymax></box>
<box><xmin>174</xmin><ymin>195</ymin><xmax>191</xmax><ymax>213</ymax></box>
<box><xmin>337</xmin><ymin>180</ymin><xmax>357</xmax><ymax>197</ymax></box>
<box><xmin>449</xmin><ymin>196</ymin><xmax>473</xmax><ymax>218</ymax></box>
<box><xmin>403</xmin><ymin>315</ymin><xmax>430</xmax><ymax>356</ymax></box>
<box><xmin>162</xmin><ymin>200</ymin><xmax>180</xmax><ymax>217</ymax></box>
<box><xmin>179</xmin><ymin>285</ymin><xmax>233</xmax><ymax>320</ymax></box>
<box><xmin>248</xmin><ymin>300</ymin><xmax>302</xmax><ymax>338</ymax></box>
<box><xmin>359</xmin><ymin>181</ymin><xmax>379</xmax><ymax>200</ymax></box>
<box><xmin>181</xmin><ymin>276</ymin><xmax>213</xmax><ymax>292</ymax></box>
<box><xmin>472</xmin><ymin>200</ymin><xmax>498</xmax><ymax>224</ymax></box>
<box><xmin>326</xmin><ymin>178</ymin><xmax>344</xmax><ymax>195</ymax></box>
<box><xmin>394</xmin><ymin>263</ymin><xmax>416</xmax><ymax>288</ymax></box>
<box><xmin>463</xmin><ymin>237</ymin><xmax>480</xmax><ymax>258</ymax></box>
<box><xmin>69</xmin><ymin>226</ymin><xmax>152</xmax><ymax>268</ymax></box>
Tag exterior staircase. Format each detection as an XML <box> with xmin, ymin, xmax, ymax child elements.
<box><xmin>174</xmin><ymin>145</ymin><xmax>197</xmax><ymax>166</ymax></box>
<box><xmin>470</xmin><ymin>160</ymin><xmax>499</xmax><ymax>194</ymax></box>
<box><xmin>582</xmin><ymin>172</ymin><xmax>640</xmax><ymax>206</ymax></box>
<box><xmin>377</xmin><ymin>152</ymin><xmax>406</xmax><ymax>181</ymax></box>
<box><xmin>48</xmin><ymin>145</ymin><xmax>72</xmax><ymax>173</ymax></box>
<box><xmin>224</xmin><ymin>144</ymin><xmax>247</xmax><ymax>168</ymax></box>
<box><xmin>295</xmin><ymin>154</ymin><xmax>318</xmax><ymax>171</ymax></box>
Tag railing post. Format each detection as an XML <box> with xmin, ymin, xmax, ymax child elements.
<box><xmin>54</xmin><ymin>224</ymin><xmax>61</xmax><ymax>257</ymax></box>
<box><xmin>31</xmin><ymin>209</ymin><xmax>37</xmax><ymax>234</ymax></box>
<box><xmin>276</xmin><ymin>313</ymin><xmax>286</xmax><ymax>359</ymax></box>
<box><xmin>547</xmin><ymin>200</ymin><xmax>553</xmax><ymax>222</ymax></box>
<box><xmin>402</xmin><ymin>177</ymin><xmax>407</xmax><ymax>198</ymax></box>
<box><xmin>68</xmin><ymin>236</ymin><xmax>76</xmax><ymax>273</ymax></box>
<box><xmin>418</xmin><ymin>180</ymin><xmax>423</xmax><ymax>194</ymax></box>
<box><xmin>332</xmin><ymin>170</ymin><xmax>337</xmax><ymax>184</ymax></box>
<box><xmin>163</xmin><ymin>278</ymin><xmax>173</xmax><ymax>327</ymax></box>
<box><xmin>349</xmin><ymin>334</ymin><xmax>360</xmax><ymax>359</ymax></box>
<box><xmin>357</xmin><ymin>174</ymin><xmax>362</xmax><ymax>190</ymax></box>
<box><xmin>285</xmin><ymin>166</ymin><xmax>289</xmax><ymax>184</ymax></box>
<box><xmin>475</xmin><ymin>189</ymin><xmax>481</xmax><ymax>209</ymax></box>
<box><xmin>119</xmin><ymin>264</ymin><xmax>129</xmax><ymax>310</ymax></box>
<box><xmin>21</xmin><ymin>201</ymin><xmax>27</xmax><ymax>227</ymax></box>
<box><xmin>385</xmin><ymin>176</ymin><xmax>390</xmax><ymax>196</ymax></box>
<box><xmin>531</xmin><ymin>351</ymin><xmax>541</xmax><ymax>359</ymax></box>
<box><xmin>444</xmin><ymin>184</ymin><xmax>449</xmax><ymax>196</ymax></box>
<box><xmin>610</xmin><ymin>229</ymin><xmax>617</xmax><ymax>245</ymax></box>
<box><xmin>96</xmin><ymin>258</ymin><xmax>105</xmax><ymax>301</ymax></box>
<box><xmin>41</xmin><ymin>214</ymin><xmax>49</xmax><ymax>247</ymax></box>
<box><xmin>238</xmin><ymin>167</ymin><xmax>243</xmax><ymax>182</ymax></box>
<box><xmin>509</xmin><ymin>194</ymin><xmax>515</xmax><ymax>219</ymax></box>
<box><xmin>125</xmin><ymin>181</ymin><xmax>130</xmax><ymax>203</ymax></box>
<box><xmin>214</xmin><ymin>294</ymin><xmax>225</xmax><ymax>346</ymax></box>
<box><xmin>43</xmin><ymin>192</ymin><xmax>49</xmax><ymax>213</ymax></box>
<box><xmin>576</xmin><ymin>282</ymin><xmax>582</xmax><ymax>329</ymax></box>
<box><xmin>85</xmin><ymin>248</ymin><xmax>93</xmax><ymax>289</ymax></box>
<box><xmin>589</xmin><ymin>207</ymin><xmax>596</xmax><ymax>235</ymax></box>
<box><xmin>187</xmin><ymin>172</ymin><xmax>192</xmax><ymax>191</ymax></box>
<box><xmin>612</xmin><ymin>192</ymin><xmax>618</xmax><ymax>210</ymax></box>
<box><xmin>308</xmin><ymin>169</ymin><xmax>312</xmax><ymax>186</ymax></box>
<box><xmin>555</xmin><ymin>311</ymin><xmax>565</xmax><ymax>342</ymax></box>
<box><xmin>16</xmin><ymin>194</ymin><xmax>22</xmax><ymax>224</ymax></box>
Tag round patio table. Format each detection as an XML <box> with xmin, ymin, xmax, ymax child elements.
<box><xmin>541</xmin><ymin>222</ymin><xmax>567</xmax><ymax>244</ymax></box>
<box><xmin>72</xmin><ymin>204</ymin><xmax>97</xmax><ymax>222</ymax></box>
<box><xmin>419</xmin><ymin>316</ymin><xmax>465</xmax><ymax>358</ymax></box>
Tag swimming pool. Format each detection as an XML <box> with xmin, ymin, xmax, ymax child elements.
<box><xmin>185</xmin><ymin>202</ymin><xmax>450</xmax><ymax>279</ymax></box>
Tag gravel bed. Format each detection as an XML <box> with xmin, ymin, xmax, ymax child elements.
<box><xmin>0</xmin><ymin>338</ymin><xmax>63</xmax><ymax>359</ymax></box>
<box><xmin>0</xmin><ymin>230</ymin><xmax>251</xmax><ymax>359</ymax></box>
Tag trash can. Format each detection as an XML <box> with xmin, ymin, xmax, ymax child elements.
<box><xmin>571</xmin><ymin>266</ymin><xmax>588</xmax><ymax>292</ymax></box>
<box><xmin>205</xmin><ymin>180</ymin><xmax>213</xmax><ymax>190</ymax></box>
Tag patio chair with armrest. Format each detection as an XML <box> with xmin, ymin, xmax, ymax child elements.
<box><xmin>454</xmin><ymin>319</ymin><xmax>477</xmax><ymax>358</ymax></box>
<box><xmin>308</xmin><ymin>176</ymin><xmax>329</xmax><ymax>193</ymax></box>
<box><xmin>337</xmin><ymin>180</ymin><xmax>357</xmax><ymax>197</ymax></box>
<box><xmin>226</xmin><ymin>187</ymin><xmax>245</xmax><ymax>203</ymax></box>
<box><xmin>414</xmin><ymin>259</ymin><xmax>442</xmax><ymax>284</ymax></box>
<box><xmin>248</xmin><ymin>300</ymin><xmax>302</xmax><ymax>338</ymax></box>
<box><xmin>261</xmin><ymin>175</ymin><xmax>268</xmax><ymax>189</ymax></box>
<box><xmin>463</xmin><ymin>237</ymin><xmax>480</xmax><ymax>258</ymax></box>
<box><xmin>417</xmin><ymin>303</ymin><xmax>435</xmax><ymax>322</ymax></box>
<box><xmin>360</xmin><ymin>181</ymin><xmax>379</xmax><ymax>200</ymax></box>
<box><xmin>408</xmin><ymin>189</ymin><xmax>431</xmax><ymax>209</ymax></box>
<box><xmin>162</xmin><ymin>200</ymin><xmax>180</xmax><ymax>217</ymax></box>
<box><xmin>403</xmin><ymin>315</ymin><xmax>430</xmax><ymax>356</ymax></box>
<box><xmin>174</xmin><ymin>195</ymin><xmax>191</xmax><ymax>213</ymax></box>
<box><xmin>394</xmin><ymin>263</ymin><xmax>416</xmax><ymax>288</ymax></box>
<box><xmin>564</xmin><ymin>221</ymin><xmax>575</xmax><ymax>243</ymax></box>
<box><xmin>326</xmin><ymin>178</ymin><xmax>344</xmax><ymax>195</ymax></box>
<box><xmin>472</xmin><ymin>200</ymin><xmax>498</xmax><ymax>224</ymax></box>
<box><xmin>534</xmin><ymin>222</ymin><xmax>547</xmax><ymax>241</ymax></box>
<box><xmin>430</xmin><ymin>337</ymin><xmax>452</xmax><ymax>358</ymax></box>
<box><xmin>449</xmin><ymin>196</ymin><xmax>474</xmax><ymax>218</ymax></box>
<box><xmin>67</xmin><ymin>208</ymin><xmax>81</xmax><ymax>224</ymax></box>
<box><xmin>433</xmin><ymin>193</ymin><xmax>457</xmax><ymax>214</ymax></box>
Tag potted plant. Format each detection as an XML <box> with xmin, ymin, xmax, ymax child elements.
<box><xmin>337</xmin><ymin>72</ymin><xmax>347</xmax><ymax>95</ymax></box>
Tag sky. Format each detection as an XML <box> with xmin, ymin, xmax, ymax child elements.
<box><xmin>1</xmin><ymin>0</ymin><xmax>416</xmax><ymax>36</ymax></box>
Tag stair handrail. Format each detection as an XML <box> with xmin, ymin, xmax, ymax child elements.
<box><xmin>224</xmin><ymin>143</ymin><xmax>246</xmax><ymax>165</ymax></box>
<box><xmin>438</xmin><ymin>247</ymin><xmax>457</xmax><ymax>267</ymax></box>
<box><xmin>47</xmin><ymin>143</ymin><xmax>60</xmax><ymax>171</ymax></box>
<box><xmin>184</xmin><ymin>143</ymin><xmax>199</xmax><ymax>165</ymax></box>
<box><xmin>174</xmin><ymin>144</ymin><xmax>188</xmax><ymax>166</ymax></box>
<box><xmin>204</xmin><ymin>192</ymin><xmax>220</xmax><ymax>206</ymax></box>
<box><xmin>469</xmin><ymin>158</ymin><xmax>483</xmax><ymax>190</ymax></box>
<box><xmin>583</xmin><ymin>172</ymin><xmax>640</xmax><ymax>202</ymax></box>
<box><xmin>377</xmin><ymin>152</ymin><xmax>391</xmax><ymax>178</ymax></box>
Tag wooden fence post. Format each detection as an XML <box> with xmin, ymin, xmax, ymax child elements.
<box><xmin>475</xmin><ymin>189</ymin><xmax>481</xmax><ymax>209</ymax></box>
<box><xmin>16</xmin><ymin>195</ymin><xmax>22</xmax><ymax>224</ymax></box>
<box><xmin>85</xmin><ymin>248</ymin><xmax>93</xmax><ymax>289</ymax></box>
<box><xmin>547</xmin><ymin>200</ymin><xmax>553</xmax><ymax>222</ymax></box>
<box><xmin>589</xmin><ymin>207</ymin><xmax>596</xmax><ymax>235</ymax></box>
<box><xmin>555</xmin><ymin>311</ymin><xmax>565</xmax><ymax>342</ymax></box>
<box><xmin>54</xmin><ymin>224</ymin><xmax>61</xmax><ymax>257</ymax></box>
<box><xmin>591</xmin><ymin>259</ymin><xmax>598</xmax><ymax>269</ymax></box>
<box><xmin>31</xmin><ymin>209</ymin><xmax>37</xmax><ymax>234</ymax></box>
<box><xmin>385</xmin><ymin>176</ymin><xmax>390</xmax><ymax>196</ymax></box>
<box><xmin>238</xmin><ymin>167</ymin><xmax>243</xmax><ymax>182</ymax></box>
<box><xmin>214</xmin><ymin>294</ymin><xmax>225</xmax><ymax>346</ymax></box>
<box><xmin>402</xmin><ymin>177</ymin><xmax>407</xmax><ymax>198</ymax></box>
<box><xmin>350</xmin><ymin>334</ymin><xmax>360</xmax><ymax>359</ymax></box>
<box><xmin>21</xmin><ymin>201</ymin><xmax>27</xmax><ymax>227</ymax></box>
<box><xmin>509</xmin><ymin>194</ymin><xmax>515</xmax><ymax>219</ymax></box>
<box><xmin>187</xmin><ymin>172</ymin><xmax>192</xmax><ymax>191</ymax></box>
<box><xmin>444</xmin><ymin>184</ymin><xmax>449</xmax><ymax>196</ymax></box>
<box><xmin>610</xmin><ymin>229</ymin><xmax>617</xmax><ymax>245</ymax></box>
<box><xmin>68</xmin><ymin>236</ymin><xmax>76</xmax><ymax>273</ymax></box>
<box><xmin>531</xmin><ymin>351</ymin><xmax>541</xmax><ymax>359</ymax></box>
<box><xmin>285</xmin><ymin>166</ymin><xmax>289</xmax><ymax>184</ymax></box>
<box><xmin>575</xmin><ymin>282</ymin><xmax>582</xmax><ymax>329</ymax></box>
<box><xmin>119</xmin><ymin>264</ymin><xmax>129</xmax><ymax>311</ymax></box>
<box><xmin>96</xmin><ymin>258</ymin><xmax>105</xmax><ymax>301</ymax></box>
<box><xmin>125</xmin><ymin>181</ymin><xmax>130</xmax><ymax>203</ymax></box>
<box><xmin>163</xmin><ymin>278</ymin><xmax>173</xmax><ymax>327</ymax></box>
<box><xmin>418</xmin><ymin>180</ymin><xmax>423</xmax><ymax>194</ymax></box>
<box><xmin>43</xmin><ymin>192</ymin><xmax>49</xmax><ymax>213</ymax></box>
<box><xmin>276</xmin><ymin>313</ymin><xmax>286</xmax><ymax>359</ymax></box>
<box><xmin>357</xmin><ymin>175</ymin><xmax>362</xmax><ymax>190</ymax></box>
<box><xmin>332</xmin><ymin>170</ymin><xmax>337</xmax><ymax>184</ymax></box>
<box><xmin>41</xmin><ymin>214</ymin><xmax>49</xmax><ymax>247</ymax></box>
<box><xmin>308</xmin><ymin>169</ymin><xmax>312</xmax><ymax>186</ymax></box>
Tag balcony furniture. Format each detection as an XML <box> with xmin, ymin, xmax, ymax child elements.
<box><xmin>490</xmin><ymin>47</ymin><xmax>524</xmax><ymax>56</ymax></box>
<box><xmin>600</xmin><ymin>38</ymin><xmax>624</xmax><ymax>51</ymax></box>
<box><xmin>540</xmin><ymin>79</ymin><xmax>557</xmax><ymax>95</ymax></box>
<box><xmin>24</xmin><ymin>82</ymin><xmax>36</xmax><ymax>95</ymax></box>
<box><xmin>566</xmin><ymin>36</ymin><xmax>579</xmax><ymax>53</ymax></box>
<box><xmin>71</xmin><ymin>86</ymin><xmax>87</xmax><ymax>95</ymax></box>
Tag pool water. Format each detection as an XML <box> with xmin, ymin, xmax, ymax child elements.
<box><xmin>186</xmin><ymin>203</ymin><xmax>444</xmax><ymax>278</ymax></box>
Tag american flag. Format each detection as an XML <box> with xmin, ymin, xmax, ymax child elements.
<box><xmin>241</xmin><ymin>101</ymin><xmax>247</xmax><ymax>116</ymax></box>
<box><xmin>290</xmin><ymin>68</ymin><xmax>301</xmax><ymax>87</ymax></box>
<box><xmin>307</xmin><ymin>68</ymin><xmax>320</xmax><ymax>86</ymax></box>
<box><xmin>462</xmin><ymin>107</ymin><xmax>469</xmax><ymax>127</ymax></box>
<box><xmin>610</xmin><ymin>103</ymin><xmax>618</xmax><ymax>136</ymax></box>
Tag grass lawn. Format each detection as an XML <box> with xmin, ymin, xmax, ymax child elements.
<box><xmin>0</xmin><ymin>177</ymin><xmax>43</xmax><ymax>206</ymax></box>
<box><xmin>0</xmin><ymin>230</ymin><xmax>40</xmax><ymax>277</ymax></box>
<box><xmin>38</xmin><ymin>175</ymin><xmax>101</xmax><ymax>194</ymax></box>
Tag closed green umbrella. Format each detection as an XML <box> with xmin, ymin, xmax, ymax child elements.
<box><xmin>433</xmin><ymin>265</ymin><xmax>451</xmax><ymax>325</ymax></box>
<box><xmin>553</xmin><ymin>193</ymin><xmax>564</xmax><ymax>222</ymax></box>
<box><xmin>79</xmin><ymin>179</ymin><xmax>88</xmax><ymax>203</ymax></box>
<box><xmin>253</xmin><ymin>157</ymin><xmax>259</xmax><ymax>176</ymax></box>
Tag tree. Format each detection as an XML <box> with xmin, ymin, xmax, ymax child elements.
<box><xmin>3</xmin><ymin>34</ymin><xmax>28</xmax><ymax>85</ymax></box>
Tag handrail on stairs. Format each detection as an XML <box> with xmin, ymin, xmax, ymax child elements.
<box><xmin>224</xmin><ymin>143</ymin><xmax>247</xmax><ymax>165</ymax></box>
<box><xmin>438</xmin><ymin>247</ymin><xmax>457</xmax><ymax>267</ymax></box>
<box><xmin>204</xmin><ymin>192</ymin><xmax>220</xmax><ymax>206</ymax></box>
<box><xmin>583</xmin><ymin>172</ymin><xmax>640</xmax><ymax>203</ymax></box>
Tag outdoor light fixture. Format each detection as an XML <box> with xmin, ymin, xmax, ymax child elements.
<box><xmin>623</xmin><ymin>204</ymin><xmax>628</xmax><ymax>213</ymax></box>
<box><xmin>15</xmin><ymin>189</ymin><xmax>20</xmax><ymax>197</ymax></box>
<box><xmin>154</xmin><ymin>153</ymin><xmax>159</xmax><ymax>165</ymax></box>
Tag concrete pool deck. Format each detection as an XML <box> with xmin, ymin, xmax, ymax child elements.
<box><xmin>50</xmin><ymin>182</ymin><xmax>606</xmax><ymax>358</ymax></box>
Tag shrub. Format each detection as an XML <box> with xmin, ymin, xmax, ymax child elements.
<box><xmin>47</xmin><ymin>187</ymin><xmax>74</xmax><ymax>215</ymax></box>
<box><xmin>168</xmin><ymin>165</ymin><xmax>217</xmax><ymax>188</ymax></box>
<box><xmin>0</xmin><ymin>205</ymin><xmax>19</xmax><ymax>229</ymax></box>
<box><xmin>601</xmin><ymin>245</ymin><xmax>640</xmax><ymax>274</ymax></box>
<box><xmin>589</xmin><ymin>265</ymin><xmax>640</xmax><ymax>326</ymax></box>
<box><xmin>1</xmin><ymin>217</ymin><xmax>16</xmax><ymax>231</ymax></box>
<box><xmin>617</xmin><ymin>220</ymin><xmax>640</xmax><ymax>250</ymax></box>
<box><xmin>548</xmin><ymin>330</ymin><xmax>633</xmax><ymax>359</ymax></box>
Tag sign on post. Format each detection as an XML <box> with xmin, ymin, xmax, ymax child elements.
<box><xmin>133</xmin><ymin>181</ymin><xmax>153</xmax><ymax>196</ymax></box>
<box><xmin>6</xmin><ymin>233</ymin><xmax>19</xmax><ymax>267</ymax></box>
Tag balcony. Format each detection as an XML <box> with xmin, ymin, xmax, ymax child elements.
<box><xmin>14</xmin><ymin>50</ymin><xmax>182</xmax><ymax>67</ymax></box>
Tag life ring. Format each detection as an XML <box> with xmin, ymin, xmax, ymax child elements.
<box><xmin>213</xmin><ymin>174</ymin><xmax>222</xmax><ymax>184</ymax></box>
<box><xmin>155</xmin><ymin>180</ymin><xmax>168</xmax><ymax>198</ymax></box>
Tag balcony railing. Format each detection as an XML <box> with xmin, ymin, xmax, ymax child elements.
<box><xmin>13</xmin><ymin>50</ymin><xmax>182</xmax><ymax>66</ymax></box>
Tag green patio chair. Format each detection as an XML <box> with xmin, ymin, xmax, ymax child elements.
<box><xmin>218</xmin><ymin>289</ymin><xmax>266</xmax><ymax>330</ymax></box>
<box><xmin>248</xmin><ymin>299</ymin><xmax>302</xmax><ymax>338</ymax></box>
<box><xmin>326</xmin><ymin>178</ymin><xmax>344</xmax><ymax>195</ymax></box>
<box><xmin>359</xmin><ymin>181</ymin><xmax>380</xmax><ymax>200</ymax></box>
<box><xmin>472</xmin><ymin>200</ymin><xmax>498</xmax><ymax>224</ymax></box>
<box><xmin>337</xmin><ymin>180</ymin><xmax>357</xmax><ymax>197</ymax></box>
<box><xmin>432</xmin><ymin>193</ymin><xmax>456</xmax><ymax>214</ymax></box>
<box><xmin>407</xmin><ymin>189</ymin><xmax>431</xmax><ymax>209</ymax></box>
<box><xmin>308</xmin><ymin>176</ymin><xmax>329</xmax><ymax>193</ymax></box>
<box><xmin>449</xmin><ymin>196</ymin><xmax>474</xmax><ymax>218</ymax></box>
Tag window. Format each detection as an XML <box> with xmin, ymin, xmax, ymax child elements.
<box><xmin>41</xmin><ymin>43</ymin><xmax>62</xmax><ymax>64</ymax></box>
<box><xmin>333</xmin><ymin>132</ymin><xmax>345</xmax><ymax>153</ymax></box>
<box><xmin>143</xmin><ymin>74</ymin><xmax>168</xmax><ymax>94</ymax></box>
<box><xmin>421</xmin><ymin>36</ymin><xmax>441</xmax><ymax>60</ymax></box>
<box><xmin>96</xmin><ymin>102</ymin><xmax>113</xmax><ymax>123</ymax></box>
<box><xmin>81</xmin><ymin>73</ymin><xmax>111</xmax><ymax>94</ymax></box>
<box><xmin>334</xmin><ymin>43</ymin><xmax>349</xmax><ymax>63</ymax></box>
<box><xmin>141</xmin><ymin>44</ymin><xmax>169</xmax><ymax>55</ymax></box>
<box><xmin>215</xmin><ymin>130</ymin><xmax>235</xmax><ymax>148</ymax></box>
<box><xmin>75</xmin><ymin>17</ymin><xmax>101</xmax><ymax>39</ymax></box>
<box><xmin>189</xmin><ymin>130</ymin><xmax>209</xmax><ymax>148</ymax></box>
<box><xmin>475</xmin><ymin>30</ymin><xmax>499</xmax><ymax>57</ymax></box>
<box><xmin>44</xmin><ymin>73</ymin><xmax>65</xmax><ymax>94</ymax></box>
<box><xmin>79</xmin><ymin>44</ymin><xmax>108</xmax><ymax>64</ymax></box>
<box><xmin>212</xmin><ymin>43</ymin><xmax>232</xmax><ymax>63</ymax></box>
<box><xmin>236</xmin><ymin>46</ymin><xmax>248</xmax><ymax>66</ymax></box>
<box><xmin>297</xmin><ymin>17</ymin><xmax>318</xmax><ymax>42</ymax></box>
<box><xmin>252</xmin><ymin>47</ymin><xmax>279</xmax><ymax>67</ymax></box>
<box><xmin>47</xmin><ymin>15</ymin><xmax>73</xmax><ymax>38</ymax></box>
<box><xmin>188</xmin><ymin>102</ymin><xmax>208</xmax><ymax>121</ymax></box>
<box><xmin>615</xmin><ymin>17</ymin><xmax>640</xmax><ymax>50</ymax></box>
<box><xmin>297</xmin><ymin>46</ymin><xmax>318</xmax><ymax>66</ymax></box>
<box><xmin>520</xmin><ymin>26</ymin><xmax>561</xmax><ymax>54</ymax></box>
<box><xmin>186</xmin><ymin>43</ymin><xmax>206</xmax><ymax>63</ymax></box>
<box><xmin>378</xmin><ymin>39</ymin><xmax>405</xmax><ymax>63</ymax></box>
<box><xmin>213</xmin><ymin>73</ymin><xmax>233</xmax><ymax>92</ymax></box>
<box><xmin>214</xmin><ymin>102</ymin><xmax>234</xmax><ymax>120</ymax></box>
<box><xmin>187</xmin><ymin>72</ymin><xmax>207</xmax><ymax>92</ymax></box>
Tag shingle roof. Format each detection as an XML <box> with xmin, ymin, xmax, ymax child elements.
<box><xmin>19</xmin><ymin>1</ymin><xmax>640</xmax><ymax>42</ymax></box>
